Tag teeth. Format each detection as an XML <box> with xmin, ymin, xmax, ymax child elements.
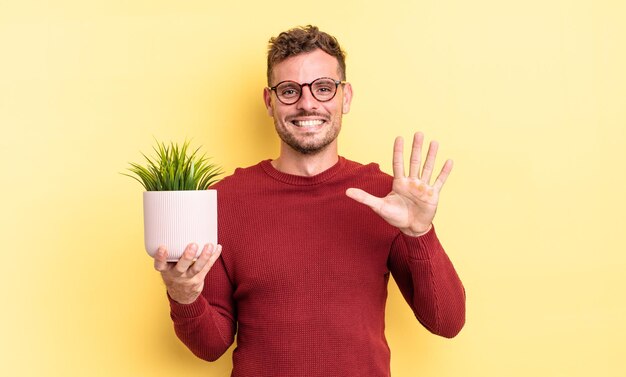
<box><xmin>293</xmin><ymin>120</ymin><xmax>324</xmax><ymax>127</ymax></box>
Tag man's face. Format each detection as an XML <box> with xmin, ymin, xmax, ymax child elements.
<box><xmin>263</xmin><ymin>49</ymin><xmax>352</xmax><ymax>155</ymax></box>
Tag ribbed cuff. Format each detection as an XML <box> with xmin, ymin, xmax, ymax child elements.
<box><xmin>168</xmin><ymin>291</ymin><xmax>208</xmax><ymax>318</ymax></box>
<box><xmin>401</xmin><ymin>224</ymin><xmax>442</xmax><ymax>260</ymax></box>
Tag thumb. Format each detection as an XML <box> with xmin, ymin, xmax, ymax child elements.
<box><xmin>346</xmin><ymin>188</ymin><xmax>382</xmax><ymax>211</ymax></box>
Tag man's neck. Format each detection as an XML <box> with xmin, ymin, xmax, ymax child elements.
<box><xmin>271</xmin><ymin>144</ymin><xmax>339</xmax><ymax>177</ymax></box>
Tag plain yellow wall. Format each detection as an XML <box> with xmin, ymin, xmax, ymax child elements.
<box><xmin>1</xmin><ymin>1</ymin><xmax>625</xmax><ymax>376</ymax></box>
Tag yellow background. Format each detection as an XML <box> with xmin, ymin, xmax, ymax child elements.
<box><xmin>1</xmin><ymin>1</ymin><xmax>624</xmax><ymax>376</ymax></box>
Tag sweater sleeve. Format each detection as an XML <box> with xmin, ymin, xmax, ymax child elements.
<box><xmin>388</xmin><ymin>225</ymin><xmax>466</xmax><ymax>338</ymax></box>
<box><xmin>168</xmin><ymin>255</ymin><xmax>236</xmax><ymax>361</ymax></box>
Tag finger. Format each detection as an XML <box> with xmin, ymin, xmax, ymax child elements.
<box><xmin>433</xmin><ymin>159</ymin><xmax>454</xmax><ymax>192</ymax></box>
<box><xmin>392</xmin><ymin>136</ymin><xmax>405</xmax><ymax>178</ymax></box>
<box><xmin>420</xmin><ymin>140</ymin><xmax>439</xmax><ymax>184</ymax></box>
<box><xmin>194</xmin><ymin>244</ymin><xmax>223</xmax><ymax>281</ymax></box>
<box><xmin>188</xmin><ymin>244</ymin><xmax>213</xmax><ymax>275</ymax></box>
<box><xmin>173</xmin><ymin>243</ymin><xmax>198</xmax><ymax>275</ymax></box>
<box><xmin>408</xmin><ymin>132</ymin><xmax>424</xmax><ymax>179</ymax></box>
<box><xmin>154</xmin><ymin>246</ymin><xmax>169</xmax><ymax>272</ymax></box>
<box><xmin>203</xmin><ymin>244</ymin><xmax>223</xmax><ymax>274</ymax></box>
<box><xmin>346</xmin><ymin>188</ymin><xmax>383</xmax><ymax>212</ymax></box>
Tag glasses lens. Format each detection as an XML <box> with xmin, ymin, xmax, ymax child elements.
<box><xmin>276</xmin><ymin>81</ymin><xmax>301</xmax><ymax>104</ymax></box>
<box><xmin>273</xmin><ymin>78</ymin><xmax>340</xmax><ymax>104</ymax></box>
<box><xmin>311</xmin><ymin>78</ymin><xmax>337</xmax><ymax>101</ymax></box>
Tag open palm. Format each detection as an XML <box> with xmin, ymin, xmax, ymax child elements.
<box><xmin>346</xmin><ymin>132</ymin><xmax>453</xmax><ymax>237</ymax></box>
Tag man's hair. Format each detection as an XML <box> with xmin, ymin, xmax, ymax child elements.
<box><xmin>267</xmin><ymin>25</ymin><xmax>346</xmax><ymax>85</ymax></box>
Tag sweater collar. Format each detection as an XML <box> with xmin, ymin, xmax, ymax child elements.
<box><xmin>260</xmin><ymin>156</ymin><xmax>346</xmax><ymax>186</ymax></box>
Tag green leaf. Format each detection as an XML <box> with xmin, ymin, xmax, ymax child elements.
<box><xmin>123</xmin><ymin>139</ymin><xmax>222</xmax><ymax>191</ymax></box>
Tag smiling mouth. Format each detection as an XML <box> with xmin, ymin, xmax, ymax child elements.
<box><xmin>291</xmin><ymin>119</ymin><xmax>325</xmax><ymax>127</ymax></box>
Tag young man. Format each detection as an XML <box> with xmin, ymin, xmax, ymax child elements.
<box><xmin>154</xmin><ymin>25</ymin><xmax>465</xmax><ymax>376</ymax></box>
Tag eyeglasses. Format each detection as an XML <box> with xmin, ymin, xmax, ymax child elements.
<box><xmin>269</xmin><ymin>77</ymin><xmax>346</xmax><ymax>105</ymax></box>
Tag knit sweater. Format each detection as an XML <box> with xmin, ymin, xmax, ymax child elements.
<box><xmin>168</xmin><ymin>157</ymin><xmax>465</xmax><ymax>377</ymax></box>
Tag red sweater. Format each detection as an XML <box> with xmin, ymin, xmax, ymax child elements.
<box><xmin>168</xmin><ymin>157</ymin><xmax>465</xmax><ymax>376</ymax></box>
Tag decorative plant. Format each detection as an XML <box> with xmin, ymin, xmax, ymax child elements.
<box><xmin>123</xmin><ymin>140</ymin><xmax>222</xmax><ymax>191</ymax></box>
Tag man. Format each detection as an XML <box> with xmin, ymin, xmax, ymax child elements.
<box><xmin>154</xmin><ymin>25</ymin><xmax>465</xmax><ymax>376</ymax></box>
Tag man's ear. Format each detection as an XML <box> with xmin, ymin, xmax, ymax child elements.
<box><xmin>263</xmin><ymin>87</ymin><xmax>274</xmax><ymax>117</ymax></box>
<box><xmin>342</xmin><ymin>82</ymin><xmax>353</xmax><ymax>114</ymax></box>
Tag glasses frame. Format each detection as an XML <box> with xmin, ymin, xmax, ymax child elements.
<box><xmin>269</xmin><ymin>77</ymin><xmax>346</xmax><ymax>105</ymax></box>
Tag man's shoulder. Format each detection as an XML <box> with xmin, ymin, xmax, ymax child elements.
<box><xmin>342</xmin><ymin>157</ymin><xmax>391</xmax><ymax>180</ymax></box>
<box><xmin>210</xmin><ymin>157</ymin><xmax>392</xmax><ymax>191</ymax></box>
<box><xmin>340</xmin><ymin>157</ymin><xmax>393</xmax><ymax>197</ymax></box>
<box><xmin>210</xmin><ymin>160</ymin><xmax>268</xmax><ymax>189</ymax></box>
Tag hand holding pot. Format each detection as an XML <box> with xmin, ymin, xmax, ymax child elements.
<box><xmin>154</xmin><ymin>243</ymin><xmax>222</xmax><ymax>304</ymax></box>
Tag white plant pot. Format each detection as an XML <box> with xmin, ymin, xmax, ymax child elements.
<box><xmin>143</xmin><ymin>190</ymin><xmax>217</xmax><ymax>261</ymax></box>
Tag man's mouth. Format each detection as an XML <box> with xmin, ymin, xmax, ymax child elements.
<box><xmin>292</xmin><ymin>119</ymin><xmax>325</xmax><ymax>128</ymax></box>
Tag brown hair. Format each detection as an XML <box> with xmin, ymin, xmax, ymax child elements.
<box><xmin>267</xmin><ymin>25</ymin><xmax>346</xmax><ymax>85</ymax></box>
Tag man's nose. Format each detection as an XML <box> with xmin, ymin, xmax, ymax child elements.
<box><xmin>296</xmin><ymin>84</ymin><xmax>318</xmax><ymax>110</ymax></box>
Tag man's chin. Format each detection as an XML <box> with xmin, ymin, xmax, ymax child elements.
<box><xmin>287</xmin><ymin>142</ymin><xmax>328</xmax><ymax>155</ymax></box>
<box><xmin>276</xmin><ymin>123</ymin><xmax>340</xmax><ymax>155</ymax></box>
<box><xmin>282</xmin><ymin>136</ymin><xmax>334</xmax><ymax>155</ymax></box>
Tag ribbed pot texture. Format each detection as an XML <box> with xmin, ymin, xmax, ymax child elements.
<box><xmin>143</xmin><ymin>190</ymin><xmax>217</xmax><ymax>261</ymax></box>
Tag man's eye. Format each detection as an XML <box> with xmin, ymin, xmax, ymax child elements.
<box><xmin>281</xmin><ymin>89</ymin><xmax>298</xmax><ymax>96</ymax></box>
<box><xmin>314</xmin><ymin>81</ymin><xmax>335</xmax><ymax>93</ymax></box>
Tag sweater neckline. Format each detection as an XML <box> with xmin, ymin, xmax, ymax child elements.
<box><xmin>260</xmin><ymin>156</ymin><xmax>346</xmax><ymax>186</ymax></box>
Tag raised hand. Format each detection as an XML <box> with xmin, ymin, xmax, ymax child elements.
<box><xmin>154</xmin><ymin>243</ymin><xmax>222</xmax><ymax>304</ymax></box>
<box><xmin>346</xmin><ymin>132</ymin><xmax>453</xmax><ymax>237</ymax></box>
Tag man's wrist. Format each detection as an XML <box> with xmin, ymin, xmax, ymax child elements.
<box><xmin>400</xmin><ymin>223</ymin><xmax>433</xmax><ymax>237</ymax></box>
<box><xmin>167</xmin><ymin>289</ymin><xmax>201</xmax><ymax>305</ymax></box>
<box><xmin>168</xmin><ymin>291</ymin><xmax>207</xmax><ymax>318</ymax></box>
